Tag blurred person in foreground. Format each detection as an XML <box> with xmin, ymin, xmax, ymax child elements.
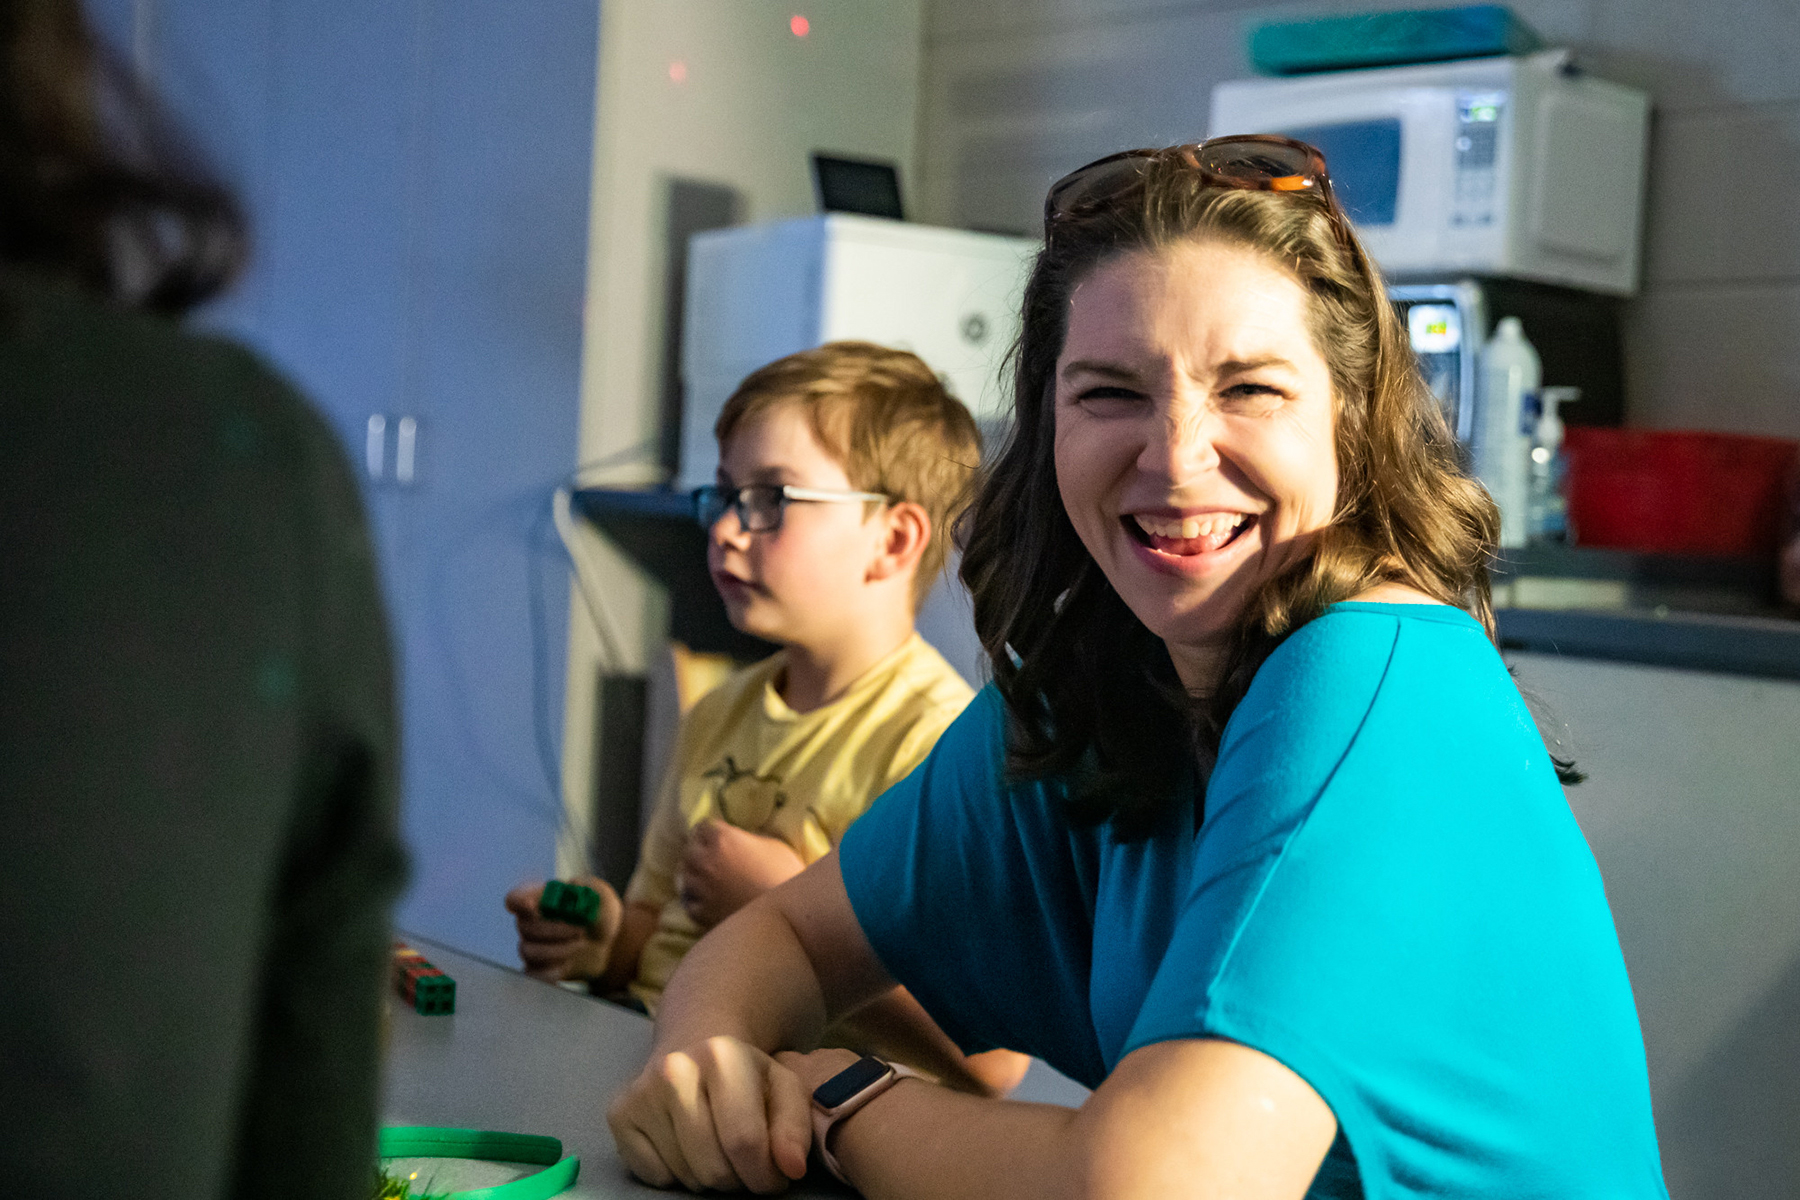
<box><xmin>0</xmin><ymin>3</ymin><xmax>406</xmax><ymax>1198</ymax></box>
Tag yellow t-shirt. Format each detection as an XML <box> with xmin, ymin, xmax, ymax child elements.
<box><xmin>623</xmin><ymin>633</ymin><xmax>973</xmax><ymax>1010</ymax></box>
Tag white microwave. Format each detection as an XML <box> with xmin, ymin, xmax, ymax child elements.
<box><xmin>1209</xmin><ymin>50</ymin><xmax>1650</xmax><ymax>295</ymax></box>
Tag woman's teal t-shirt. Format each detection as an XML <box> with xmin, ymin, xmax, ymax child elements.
<box><xmin>839</xmin><ymin>603</ymin><xmax>1668</xmax><ymax>1198</ymax></box>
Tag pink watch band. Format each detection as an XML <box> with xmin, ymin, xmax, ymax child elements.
<box><xmin>810</xmin><ymin>1058</ymin><xmax>922</xmax><ymax>1185</ymax></box>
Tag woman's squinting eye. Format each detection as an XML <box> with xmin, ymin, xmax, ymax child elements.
<box><xmin>1071</xmin><ymin>384</ymin><xmax>1144</xmax><ymax>412</ymax></box>
<box><xmin>1221</xmin><ymin>381</ymin><xmax>1287</xmax><ymax>409</ymax></box>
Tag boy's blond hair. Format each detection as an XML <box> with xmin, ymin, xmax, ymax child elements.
<box><xmin>715</xmin><ymin>341</ymin><xmax>982</xmax><ymax>607</ymax></box>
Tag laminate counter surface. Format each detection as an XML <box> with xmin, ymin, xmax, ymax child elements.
<box><xmin>383</xmin><ymin>937</ymin><xmax>1088</xmax><ymax>1197</ymax></box>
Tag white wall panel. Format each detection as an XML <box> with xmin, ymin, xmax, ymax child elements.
<box><xmin>1589</xmin><ymin>0</ymin><xmax>1800</xmax><ymax>111</ymax></box>
<box><xmin>917</xmin><ymin>7</ymin><xmax>1242</xmax><ymax>230</ymax></box>
<box><xmin>1623</xmin><ymin>282</ymin><xmax>1800</xmax><ymax>437</ymax></box>
<box><xmin>1640</xmin><ymin>102</ymin><xmax>1800</xmax><ymax>286</ymax></box>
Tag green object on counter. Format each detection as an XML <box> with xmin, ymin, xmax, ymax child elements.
<box><xmin>1250</xmin><ymin>5</ymin><xmax>1542</xmax><ymax>75</ymax></box>
<box><xmin>411</xmin><ymin>972</ymin><xmax>455</xmax><ymax>1015</ymax></box>
<box><xmin>378</xmin><ymin>1127</ymin><xmax>580</xmax><ymax>1200</ymax></box>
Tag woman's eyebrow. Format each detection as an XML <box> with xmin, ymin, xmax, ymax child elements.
<box><xmin>1060</xmin><ymin>358</ymin><xmax>1140</xmax><ymax>382</ymax></box>
<box><xmin>1217</xmin><ymin>356</ymin><xmax>1297</xmax><ymax>375</ymax></box>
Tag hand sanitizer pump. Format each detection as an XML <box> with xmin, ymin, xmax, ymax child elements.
<box><xmin>1475</xmin><ymin>317</ymin><xmax>1540</xmax><ymax>548</ymax></box>
<box><xmin>1528</xmin><ymin>386</ymin><xmax>1578</xmax><ymax>544</ymax></box>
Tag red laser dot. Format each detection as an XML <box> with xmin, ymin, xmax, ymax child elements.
<box><xmin>790</xmin><ymin>14</ymin><xmax>810</xmax><ymax>37</ymax></box>
<box><xmin>668</xmin><ymin>59</ymin><xmax>687</xmax><ymax>83</ymax></box>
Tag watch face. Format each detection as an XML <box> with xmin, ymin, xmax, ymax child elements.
<box><xmin>813</xmin><ymin>1056</ymin><xmax>892</xmax><ymax>1109</ymax></box>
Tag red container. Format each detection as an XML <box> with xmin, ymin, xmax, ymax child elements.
<box><xmin>1564</xmin><ymin>428</ymin><xmax>1800</xmax><ymax>557</ymax></box>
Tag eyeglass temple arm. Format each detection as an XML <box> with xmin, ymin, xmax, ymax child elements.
<box><xmin>781</xmin><ymin>486</ymin><xmax>892</xmax><ymax>503</ymax></box>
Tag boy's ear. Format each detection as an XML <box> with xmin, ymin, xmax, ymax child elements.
<box><xmin>865</xmin><ymin>500</ymin><xmax>931</xmax><ymax>586</ymax></box>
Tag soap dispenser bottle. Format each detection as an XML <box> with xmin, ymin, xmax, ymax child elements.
<box><xmin>1475</xmin><ymin>316</ymin><xmax>1540</xmax><ymax>549</ymax></box>
<box><xmin>1527</xmin><ymin>386</ymin><xmax>1578</xmax><ymax>544</ymax></box>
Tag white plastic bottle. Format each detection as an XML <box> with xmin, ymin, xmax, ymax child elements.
<box><xmin>1474</xmin><ymin>316</ymin><xmax>1540</xmax><ymax>549</ymax></box>
<box><xmin>1527</xmin><ymin>386</ymin><xmax>1578</xmax><ymax>544</ymax></box>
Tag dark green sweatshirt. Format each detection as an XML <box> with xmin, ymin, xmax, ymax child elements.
<box><xmin>0</xmin><ymin>271</ymin><xmax>408</xmax><ymax>1199</ymax></box>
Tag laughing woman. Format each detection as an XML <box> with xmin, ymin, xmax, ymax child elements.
<box><xmin>605</xmin><ymin>138</ymin><xmax>1668</xmax><ymax>1199</ymax></box>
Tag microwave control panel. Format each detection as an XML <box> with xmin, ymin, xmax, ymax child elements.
<box><xmin>1450</xmin><ymin>91</ymin><xmax>1505</xmax><ymax>230</ymax></box>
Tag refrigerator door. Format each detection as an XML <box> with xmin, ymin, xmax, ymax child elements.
<box><xmin>818</xmin><ymin>216</ymin><xmax>1036</xmax><ymax>426</ymax></box>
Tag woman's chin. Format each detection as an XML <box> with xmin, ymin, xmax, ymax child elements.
<box><xmin>1114</xmin><ymin>578</ymin><xmax>1245</xmax><ymax>654</ymax></box>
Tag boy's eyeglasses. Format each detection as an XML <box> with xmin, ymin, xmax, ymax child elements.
<box><xmin>1044</xmin><ymin>134</ymin><xmax>1350</xmax><ymax>250</ymax></box>
<box><xmin>692</xmin><ymin>483</ymin><xmax>891</xmax><ymax>534</ymax></box>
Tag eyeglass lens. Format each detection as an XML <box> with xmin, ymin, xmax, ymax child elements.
<box><xmin>693</xmin><ymin>485</ymin><xmax>787</xmax><ymax>532</ymax></box>
<box><xmin>1047</xmin><ymin>155</ymin><xmax>1147</xmax><ymax>215</ymax></box>
<box><xmin>1194</xmin><ymin>138</ymin><xmax>1314</xmax><ymax>182</ymax></box>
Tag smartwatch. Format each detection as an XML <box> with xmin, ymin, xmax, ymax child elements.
<box><xmin>809</xmin><ymin>1055</ymin><xmax>921</xmax><ymax>1184</ymax></box>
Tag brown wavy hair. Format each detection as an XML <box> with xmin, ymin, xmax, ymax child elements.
<box><xmin>0</xmin><ymin>0</ymin><xmax>246</xmax><ymax>313</ymax></box>
<box><xmin>959</xmin><ymin>153</ymin><xmax>1500</xmax><ymax>838</ymax></box>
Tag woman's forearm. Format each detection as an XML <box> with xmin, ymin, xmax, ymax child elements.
<box><xmin>831</xmin><ymin>1082</ymin><xmax>1082</xmax><ymax>1200</ymax></box>
<box><xmin>826</xmin><ymin>1038</ymin><xmax>1338</xmax><ymax>1200</ymax></box>
<box><xmin>650</xmin><ymin>891</ymin><xmax>833</xmax><ymax>1057</ymax></box>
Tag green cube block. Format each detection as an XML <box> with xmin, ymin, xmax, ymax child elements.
<box><xmin>539</xmin><ymin>879</ymin><xmax>601</xmax><ymax>927</ymax></box>
<box><xmin>413</xmin><ymin>973</ymin><xmax>455</xmax><ymax>1015</ymax></box>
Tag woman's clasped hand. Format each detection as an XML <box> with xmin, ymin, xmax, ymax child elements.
<box><xmin>605</xmin><ymin>138</ymin><xmax>1670</xmax><ymax>1200</ymax></box>
<box><xmin>607</xmin><ymin>1034</ymin><xmax>816</xmax><ymax>1193</ymax></box>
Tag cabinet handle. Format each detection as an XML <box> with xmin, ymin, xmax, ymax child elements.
<box><xmin>396</xmin><ymin>416</ymin><xmax>418</xmax><ymax>485</ymax></box>
<box><xmin>365</xmin><ymin>414</ymin><xmax>387</xmax><ymax>481</ymax></box>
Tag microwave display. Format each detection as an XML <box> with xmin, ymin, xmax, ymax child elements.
<box><xmin>1280</xmin><ymin>118</ymin><xmax>1401</xmax><ymax>227</ymax></box>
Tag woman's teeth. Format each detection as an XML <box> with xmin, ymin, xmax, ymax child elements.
<box><xmin>1133</xmin><ymin>512</ymin><xmax>1247</xmax><ymax>541</ymax></box>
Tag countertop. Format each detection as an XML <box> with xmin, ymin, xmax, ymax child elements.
<box><xmin>383</xmin><ymin>936</ymin><xmax>1089</xmax><ymax>1197</ymax></box>
<box><xmin>1495</xmin><ymin>605</ymin><xmax>1800</xmax><ymax>680</ymax></box>
<box><xmin>1493</xmin><ymin>544</ymin><xmax>1800</xmax><ymax>679</ymax></box>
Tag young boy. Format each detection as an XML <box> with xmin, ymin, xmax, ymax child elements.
<box><xmin>506</xmin><ymin>342</ymin><xmax>1025</xmax><ymax>1091</ymax></box>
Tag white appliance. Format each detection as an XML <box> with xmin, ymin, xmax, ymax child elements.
<box><xmin>1209</xmin><ymin>50</ymin><xmax>1650</xmax><ymax>295</ymax></box>
<box><xmin>678</xmin><ymin>214</ymin><xmax>1038</xmax><ymax>489</ymax></box>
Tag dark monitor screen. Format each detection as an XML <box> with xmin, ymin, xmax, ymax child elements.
<box><xmin>811</xmin><ymin>153</ymin><xmax>904</xmax><ymax>220</ymax></box>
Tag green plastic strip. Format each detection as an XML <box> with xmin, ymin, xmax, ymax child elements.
<box><xmin>380</xmin><ymin>1126</ymin><xmax>580</xmax><ymax>1200</ymax></box>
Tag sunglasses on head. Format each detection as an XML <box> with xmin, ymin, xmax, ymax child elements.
<box><xmin>1044</xmin><ymin>134</ymin><xmax>1351</xmax><ymax>249</ymax></box>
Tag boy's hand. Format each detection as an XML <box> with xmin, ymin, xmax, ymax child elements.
<box><xmin>608</xmin><ymin>1035</ymin><xmax>812</xmax><ymax>1193</ymax></box>
<box><xmin>678</xmin><ymin>820</ymin><xmax>806</xmax><ymax>930</ymax></box>
<box><xmin>503</xmin><ymin>875</ymin><xmax>624</xmax><ymax>982</ymax></box>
